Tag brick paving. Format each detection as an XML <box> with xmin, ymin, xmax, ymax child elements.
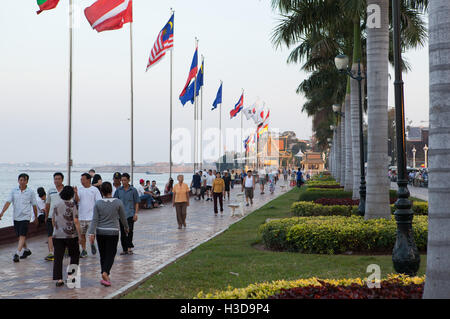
<box><xmin>0</xmin><ymin>185</ymin><xmax>287</xmax><ymax>299</ymax></box>
<box><xmin>390</xmin><ymin>182</ymin><xmax>428</xmax><ymax>201</ymax></box>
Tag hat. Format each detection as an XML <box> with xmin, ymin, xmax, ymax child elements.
<box><xmin>139</xmin><ymin>179</ymin><xmax>145</xmax><ymax>184</ymax></box>
<box><xmin>113</xmin><ymin>172</ymin><xmax>122</xmax><ymax>179</ymax></box>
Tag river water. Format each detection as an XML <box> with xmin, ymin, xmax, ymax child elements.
<box><xmin>0</xmin><ymin>167</ymin><xmax>192</xmax><ymax>229</ymax></box>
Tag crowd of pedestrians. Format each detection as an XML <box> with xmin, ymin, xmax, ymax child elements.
<box><xmin>0</xmin><ymin>166</ymin><xmax>304</xmax><ymax>288</ymax></box>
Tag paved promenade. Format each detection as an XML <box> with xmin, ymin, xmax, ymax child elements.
<box><xmin>390</xmin><ymin>182</ymin><xmax>428</xmax><ymax>201</ymax></box>
<box><xmin>0</xmin><ymin>185</ymin><xmax>286</xmax><ymax>299</ymax></box>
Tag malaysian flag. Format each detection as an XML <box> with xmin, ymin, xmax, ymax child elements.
<box><xmin>146</xmin><ymin>13</ymin><xmax>174</xmax><ymax>71</ymax></box>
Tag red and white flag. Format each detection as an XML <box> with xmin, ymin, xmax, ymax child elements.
<box><xmin>84</xmin><ymin>0</ymin><xmax>132</xmax><ymax>33</ymax></box>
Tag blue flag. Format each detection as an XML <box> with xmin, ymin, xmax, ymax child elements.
<box><xmin>180</xmin><ymin>81</ymin><xmax>195</xmax><ymax>106</ymax></box>
<box><xmin>212</xmin><ymin>83</ymin><xmax>222</xmax><ymax>110</ymax></box>
<box><xmin>196</xmin><ymin>60</ymin><xmax>204</xmax><ymax>97</ymax></box>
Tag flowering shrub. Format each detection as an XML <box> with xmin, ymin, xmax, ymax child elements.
<box><xmin>270</xmin><ymin>277</ymin><xmax>424</xmax><ymax>299</ymax></box>
<box><xmin>196</xmin><ymin>275</ymin><xmax>425</xmax><ymax>299</ymax></box>
<box><xmin>306</xmin><ymin>181</ymin><xmax>340</xmax><ymax>186</ymax></box>
<box><xmin>259</xmin><ymin>215</ymin><xmax>428</xmax><ymax>254</ymax></box>
<box><xmin>314</xmin><ymin>198</ymin><xmax>360</xmax><ymax>206</ymax></box>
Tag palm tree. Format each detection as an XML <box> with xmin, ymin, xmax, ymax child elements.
<box><xmin>423</xmin><ymin>0</ymin><xmax>450</xmax><ymax>299</ymax></box>
<box><xmin>344</xmin><ymin>80</ymin><xmax>353</xmax><ymax>192</ymax></box>
<box><xmin>365</xmin><ymin>0</ymin><xmax>390</xmax><ymax>219</ymax></box>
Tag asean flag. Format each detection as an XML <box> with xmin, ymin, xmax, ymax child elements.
<box><xmin>85</xmin><ymin>0</ymin><xmax>132</xmax><ymax>33</ymax></box>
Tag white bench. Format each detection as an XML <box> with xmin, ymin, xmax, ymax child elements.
<box><xmin>228</xmin><ymin>204</ymin><xmax>241</xmax><ymax>216</ymax></box>
<box><xmin>280</xmin><ymin>185</ymin><xmax>287</xmax><ymax>192</ymax></box>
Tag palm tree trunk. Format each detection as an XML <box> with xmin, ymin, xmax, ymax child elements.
<box><xmin>336</xmin><ymin>123</ymin><xmax>341</xmax><ymax>183</ymax></box>
<box><xmin>350</xmin><ymin>21</ymin><xmax>362</xmax><ymax>199</ymax></box>
<box><xmin>340</xmin><ymin>112</ymin><xmax>346</xmax><ymax>187</ymax></box>
<box><xmin>344</xmin><ymin>88</ymin><xmax>353</xmax><ymax>192</ymax></box>
<box><xmin>365</xmin><ymin>0</ymin><xmax>390</xmax><ymax>219</ymax></box>
<box><xmin>424</xmin><ymin>0</ymin><xmax>450</xmax><ymax>299</ymax></box>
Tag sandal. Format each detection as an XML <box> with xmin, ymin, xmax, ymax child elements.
<box><xmin>100</xmin><ymin>280</ymin><xmax>111</xmax><ymax>287</ymax></box>
<box><xmin>56</xmin><ymin>280</ymin><xmax>64</xmax><ymax>287</ymax></box>
<box><xmin>120</xmin><ymin>251</ymin><xmax>128</xmax><ymax>255</ymax></box>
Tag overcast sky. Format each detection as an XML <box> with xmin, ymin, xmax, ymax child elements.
<box><xmin>0</xmin><ymin>0</ymin><xmax>429</xmax><ymax>165</ymax></box>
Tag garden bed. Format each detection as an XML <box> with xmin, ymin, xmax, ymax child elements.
<box><xmin>260</xmin><ymin>215</ymin><xmax>428</xmax><ymax>254</ymax></box>
<box><xmin>196</xmin><ymin>275</ymin><xmax>425</xmax><ymax>299</ymax></box>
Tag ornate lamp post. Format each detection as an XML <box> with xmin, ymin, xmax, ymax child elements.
<box><xmin>335</xmin><ymin>54</ymin><xmax>366</xmax><ymax>216</ymax></box>
<box><xmin>391</xmin><ymin>0</ymin><xmax>420</xmax><ymax>276</ymax></box>
<box><xmin>412</xmin><ymin>146</ymin><xmax>417</xmax><ymax>168</ymax></box>
<box><xmin>423</xmin><ymin>145</ymin><xmax>429</xmax><ymax>168</ymax></box>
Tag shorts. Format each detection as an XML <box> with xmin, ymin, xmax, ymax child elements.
<box><xmin>245</xmin><ymin>187</ymin><xmax>254</xmax><ymax>199</ymax></box>
<box><xmin>260</xmin><ymin>179</ymin><xmax>266</xmax><ymax>185</ymax></box>
<box><xmin>206</xmin><ymin>186</ymin><xmax>212</xmax><ymax>191</ymax></box>
<box><xmin>14</xmin><ymin>220</ymin><xmax>29</xmax><ymax>237</ymax></box>
<box><xmin>79</xmin><ymin>220</ymin><xmax>91</xmax><ymax>235</ymax></box>
<box><xmin>37</xmin><ymin>214</ymin><xmax>45</xmax><ymax>225</ymax></box>
<box><xmin>191</xmin><ymin>187</ymin><xmax>201</xmax><ymax>195</ymax></box>
<box><xmin>46</xmin><ymin>218</ymin><xmax>54</xmax><ymax>237</ymax></box>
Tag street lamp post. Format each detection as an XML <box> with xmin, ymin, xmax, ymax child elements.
<box><xmin>335</xmin><ymin>55</ymin><xmax>366</xmax><ymax>216</ymax></box>
<box><xmin>412</xmin><ymin>146</ymin><xmax>417</xmax><ymax>168</ymax></box>
<box><xmin>391</xmin><ymin>0</ymin><xmax>420</xmax><ymax>276</ymax></box>
<box><xmin>423</xmin><ymin>145</ymin><xmax>429</xmax><ymax>168</ymax></box>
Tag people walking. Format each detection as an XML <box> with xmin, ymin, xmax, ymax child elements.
<box><xmin>114</xmin><ymin>173</ymin><xmax>139</xmax><ymax>255</ymax></box>
<box><xmin>223</xmin><ymin>171</ymin><xmax>231</xmax><ymax>200</ymax></box>
<box><xmin>88</xmin><ymin>182</ymin><xmax>128</xmax><ymax>287</ymax></box>
<box><xmin>172</xmin><ymin>175</ymin><xmax>190</xmax><ymax>229</ymax></box>
<box><xmin>259</xmin><ymin>171</ymin><xmax>267</xmax><ymax>195</ymax></box>
<box><xmin>52</xmin><ymin>186</ymin><xmax>81</xmax><ymax>287</ymax></box>
<box><xmin>296</xmin><ymin>167</ymin><xmax>304</xmax><ymax>188</ymax></box>
<box><xmin>112</xmin><ymin>172</ymin><xmax>122</xmax><ymax>197</ymax></box>
<box><xmin>212</xmin><ymin>172</ymin><xmax>225</xmax><ymax>214</ymax></box>
<box><xmin>74</xmin><ymin>173</ymin><xmax>102</xmax><ymax>258</ymax></box>
<box><xmin>44</xmin><ymin>172</ymin><xmax>65</xmax><ymax>262</ymax></box>
<box><xmin>230</xmin><ymin>170</ymin><xmax>235</xmax><ymax>189</ymax></box>
<box><xmin>190</xmin><ymin>171</ymin><xmax>202</xmax><ymax>200</ymax></box>
<box><xmin>242</xmin><ymin>170</ymin><xmax>255</xmax><ymax>206</ymax></box>
<box><xmin>205</xmin><ymin>170</ymin><xmax>215</xmax><ymax>201</ymax></box>
<box><xmin>0</xmin><ymin>173</ymin><xmax>38</xmax><ymax>263</ymax></box>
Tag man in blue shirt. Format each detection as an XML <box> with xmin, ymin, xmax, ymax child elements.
<box><xmin>296</xmin><ymin>168</ymin><xmax>304</xmax><ymax>188</ymax></box>
<box><xmin>114</xmin><ymin>173</ymin><xmax>139</xmax><ymax>255</ymax></box>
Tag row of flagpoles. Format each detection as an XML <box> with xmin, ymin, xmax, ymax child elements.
<box><xmin>36</xmin><ymin>0</ymin><xmax>271</xmax><ymax>183</ymax></box>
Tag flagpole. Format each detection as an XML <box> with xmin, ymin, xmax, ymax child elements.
<box><xmin>169</xmin><ymin>9</ymin><xmax>174</xmax><ymax>179</ymax></box>
<box><xmin>67</xmin><ymin>0</ymin><xmax>74</xmax><ymax>185</ymax></box>
<box><xmin>219</xmin><ymin>81</ymin><xmax>222</xmax><ymax>172</ymax></box>
<box><xmin>200</xmin><ymin>55</ymin><xmax>204</xmax><ymax>171</ymax></box>
<box><xmin>241</xmin><ymin>89</ymin><xmax>244</xmax><ymax>171</ymax></box>
<box><xmin>130</xmin><ymin>23</ymin><xmax>135</xmax><ymax>185</ymax></box>
<box><xmin>193</xmin><ymin>38</ymin><xmax>198</xmax><ymax>173</ymax></box>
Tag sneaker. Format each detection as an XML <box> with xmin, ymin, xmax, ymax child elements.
<box><xmin>246</xmin><ymin>203</ymin><xmax>249</xmax><ymax>207</ymax></box>
<box><xmin>13</xmin><ymin>254</ymin><xmax>20</xmax><ymax>263</ymax></box>
<box><xmin>91</xmin><ymin>244</ymin><xmax>97</xmax><ymax>255</ymax></box>
<box><xmin>20</xmin><ymin>249</ymin><xmax>32</xmax><ymax>259</ymax></box>
<box><xmin>80</xmin><ymin>250</ymin><xmax>88</xmax><ymax>258</ymax></box>
<box><xmin>45</xmin><ymin>253</ymin><xmax>54</xmax><ymax>261</ymax></box>
<box><xmin>64</xmin><ymin>248</ymin><xmax>69</xmax><ymax>258</ymax></box>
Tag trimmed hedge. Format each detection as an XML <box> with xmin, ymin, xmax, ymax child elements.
<box><xmin>300</xmin><ymin>188</ymin><xmax>398</xmax><ymax>202</ymax></box>
<box><xmin>291</xmin><ymin>201</ymin><xmax>428</xmax><ymax>217</ymax></box>
<box><xmin>259</xmin><ymin>215</ymin><xmax>428</xmax><ymax>254</ymax></box>
<box><xmin>306</xmin><ymin>181</ymin><xmax>340</xmax><ymax>186</ymax></box>
<box><xmin>196</xmin><ymin>275</ymin><xmax>425</xmax><ymax>299</ymax></box>
<box><xmin>291</xmin><ymin>201</ymin><xmax>355</xmax><ymax>217</ymax></box>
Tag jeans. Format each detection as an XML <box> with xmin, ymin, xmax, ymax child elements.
<box><xmin>140</xmin><ymin>194</ymin><xmax>154</xmax><ymax>208</ymax></box>
<box><xmin>96</xmin><ymin>234</ymin><xmax>119</xmax><ymax>275</ymax></box>
<box><xmin>120</xmin><ymin>217</ymin><xmax>135</xmax><ymax>252</ymax></box>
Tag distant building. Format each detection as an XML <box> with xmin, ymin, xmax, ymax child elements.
<box><xmin>406</xmin><ymin>126</ymin><xmax>429</xmax><ymax>168</ymax></box>
<box><xmin>301</xmin><ymin>152</ymin><xmax>326</xmax><ymax>175</ymax></box>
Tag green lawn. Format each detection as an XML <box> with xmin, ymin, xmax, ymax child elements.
<box><xmin>124</xmin><ymin>187</ymin><xmax>427</xmax><ymax>299</ymax></box>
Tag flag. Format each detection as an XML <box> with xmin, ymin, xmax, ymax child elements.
<box><xmin>146</xmin><ymin>14</ymin><xmax>174</xmax><ymax>70</ymax></box>
<box><xmin>36</xmin><ymin>0</ymin><xmax>60</xmax><ymax>14</ymax></box>
<box><xmin>179</xmin><ymin>81</ymin><xmax>195</xmax><ymax>106</ymax></box>
<box><xmin>230</xmin><ymin>93</ymin><xmax>244</xmax><ymax>119</ymax></box>
<box><xmin>212</xmin><ymin>83</ymin><xmax>222</xmax><ymax>110</ymax></box>
<box><xmin>244</xmin><ymin>136</ymin><xmax>250</xmax><ymax>152</ymax></box>
<box><xmin>243</xmin><ymin>107</ymin><xmax>254</xmax><ymax>120</ymax></box>
<box><xmin>84</xmin><ymin>0</ymin><xmax>132</xmax><ymax>33</ymax></box>
<box><xmin>258</xmin><ymin>124</ymin><xmax>269</xmax><ymax>138</ymax></box>
<box><xmin>196</xmin><ymin>59</ymin><xmax>204</xmax><ymax>96</ymax></box>
<box><xmin>179</xmin><ymin>48</ymin><xmax>198</xmax><ymax>99</ymax></box>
